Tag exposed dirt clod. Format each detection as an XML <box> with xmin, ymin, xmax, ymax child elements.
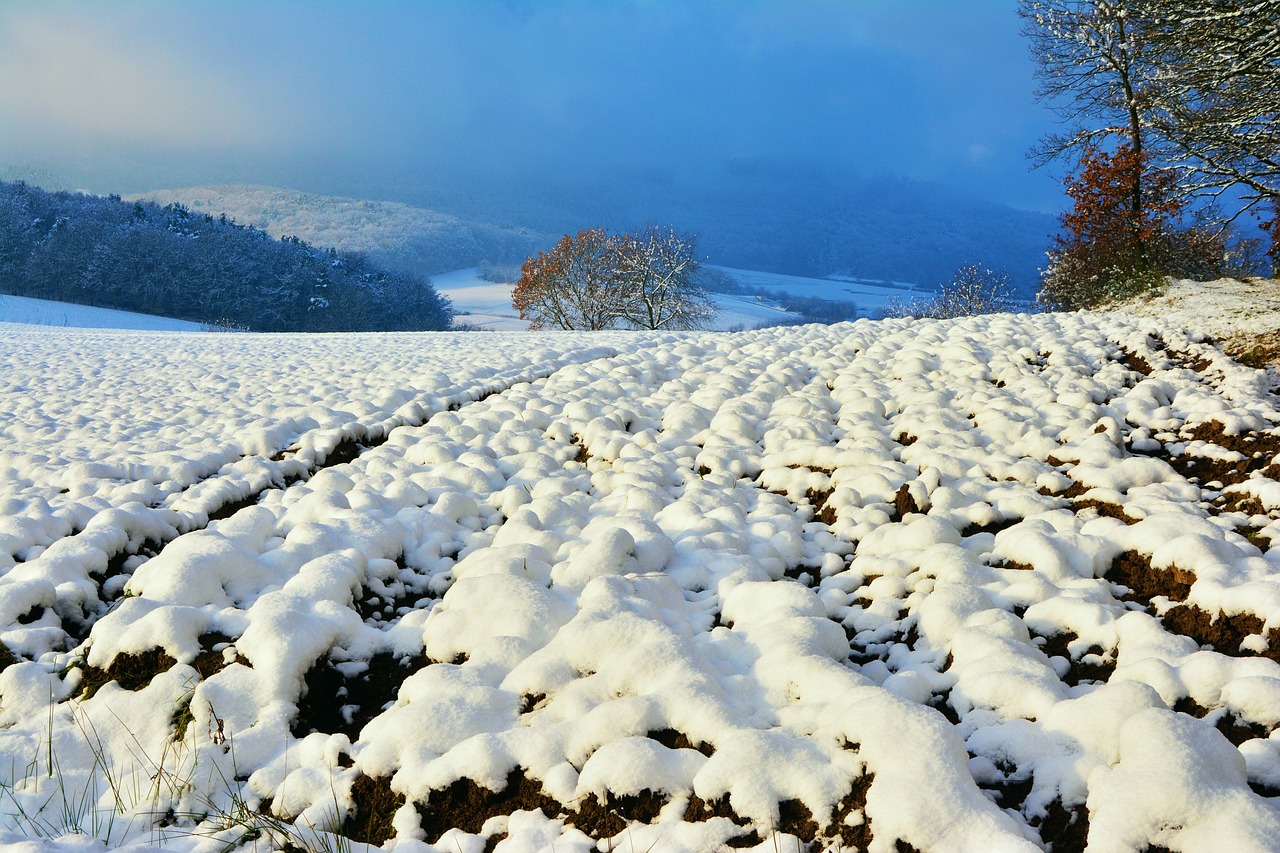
<box><xmin>293</xmin><ymin>652</ymin><xmax>432</xmax><ymax>739</ymax></box>
<box><xmin>1161</xmin><ymin>604</ymin><xmax>1280</xmax><ymax>664</ymax></box>
<box><xmin>1105</xmin><ymin>551</ymin><xmax>1194</xmax><ymax>606</ymax></box>
<box><xmin>1172</xmin><ymin>697</ymin><xmax>1273</xmax><ymax>746</ymax></box>
<box><xmin>893</xmin><ymin>483</ymin><xmax>921</xmax><ymax>520</ymax></box>
<box><xmin>647</xmin><ymin>728</ymin><xmax>715</xmax><ymax>757</ymax></box>
<box><xmin>343</xmin><ymin>774</ymin><xmax>405</xmax><ymax>845</ymax></box>
<box><xmin>79</xmin><ymin>647</ymin><xmax>178</xmax><ymax>698</ymax></box>
<box><xmin>1036</xmin><ymin>631</ymin><xmax>1115</xmax><ymax>687</ymax></box>
<box><xmin>415</xmin><ymin>770</ymin><xmax>668</xmax><ymax>844</ymax></box>
<box><xmin>0</xmin><ymin>641</ymin><xmax>19</xmax><ymax>674</ymax></box>
<box><xmin>1035</xmin><ymin>800</ymin><xmax>1090</xmax><ymax>853</ymax></box>
<box><xmin>1117</xmin><ymin>345</ymin><xmax>1154</xmax><ymax>376</ymax></box>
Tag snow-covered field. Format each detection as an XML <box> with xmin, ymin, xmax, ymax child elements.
<box><xmin>4</xmin><ymin>308</ymin><xmax>1280</xmax><ymax>853</ymax></box>
<box><xmin>710</xmin><ymin>266</ymin><xmax>931</xmax><ymax>312</ymax></box>
<box><xmin>435</xmin><ymin>268</ymin><xmax>801</xmax><ymax>332</ymax></box>
<box><xmin>0</xmin><ymin>294</ymin><xmax>204</xmax><ymax>331</ymax></box>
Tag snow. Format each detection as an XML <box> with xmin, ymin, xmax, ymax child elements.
<box><xmin>4</xmin><ymin>307</ymin><xmax>1280</xmax><ymax>852</ymax></box>
<box><xmin>1113</xmin><ymin>277</ymin><xmax>1280</xmax><ymax>341</ymax></box>
<box><xmin>0</xmin><ymin>294</ymin><xmax>204</xmax><ymax>331</ymax></box>
<box><xmin>711</xmin><ymin>265</ymin><xmax>932</xmax><ymax>311</ymax></box>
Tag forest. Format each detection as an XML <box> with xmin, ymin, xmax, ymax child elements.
<box><xmin>0</xmin><ymin>182</ymin><xmax>453</xmax><ymax>332</ymax></box>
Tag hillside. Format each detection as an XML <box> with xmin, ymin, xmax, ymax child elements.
<box><xmin>0</xmin><ymin>293</ymin><xmax>204</xmax><ymax>331</ymax></box>
<box><xmin>132</xmin><ymin>180</ymin><xmax>1057</xmax><ymax>298</ymax></box>
<box><xmin>5</xmin><ymin>297</ymin><xmax>1280</xmax><ymax>852</ymax></box>
<box><xmin>420</xmin><ymin>172</ymin><xmax>1059</xmax><ymax>296</ymax></box>
<box><xmin>0</xmin><ymin>182</ymin><xmax>453</xmax><ymax>333</ymax></box>
<box><xmin>1111</xmin><ymin>277</ymin><xmax>1280</xmax><ymax>369</ymax></box>
<box><xmin>135</xmin><ymin>186</ymin><xmax>548</xmax><ymax>277</ymax></box>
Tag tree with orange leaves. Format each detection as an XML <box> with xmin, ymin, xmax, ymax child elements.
<box><xmin>511</xmin><ymin>228</ymin><xmax>627</xmax><ymax>331</ymax></box>
<box><xmin>1041</xmin><ymin>140</ymin><xmax>1261</xmax><ymax>308</ymax></box>
<box><xmin>512</xmin><ymin>225</ymin><xmax>714</xmax><ymax>330</ymax></box>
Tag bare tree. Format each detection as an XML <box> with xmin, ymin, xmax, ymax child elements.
<box><xmin>615</xmin><ymin>226</ymin><xmax>716</xmax><ymax>331</ymax></box>
<box><xmin>883</xmin><ymin>264</ymin><xmax>1016</xmax><ymax>318</ymax></box>
<box><xmin>1019</xmin><ymin>0</ymin><xmax>1155</xmax><ymax>226</ymax></box>
<box><xmin>1138</xmin><ymin>0</ymin><xmax>1280</xmax><ymax>220</ymax></box>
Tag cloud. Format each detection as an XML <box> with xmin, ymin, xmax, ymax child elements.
<box><xmin>0</xmin><ymin>6</ymin><xmax>273</xmax><ymax>151</ymax></box>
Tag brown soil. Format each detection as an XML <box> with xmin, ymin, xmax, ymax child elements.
<box><xmin>321</xmin><ymin>436</ymin><xmax>368</xmax><ymax>467</ymax></box>
<box><xmin>293</xmin><ymin>652</ymin><xmax>433</xmax><ymax>739</ymax></box>
<box><xmin>1117</xmin><ymin>345</ymin><xmax>1154</xmax><ymax>376</ymax></box>
<box><xmin>976</xmin><ymin>760</ymin><xmax>1089</xmax><ymax>851</ymax></box>
<box><xmin>781</xmin><ymin>564</ymin><xmax>818</xmax><ymax>586</ymax></box>
<box><xmin>683</xmin><ymin>791</ymin><xmax>750</xmax><ymax>826</ymax></box>
<box><xmin>1172</xmin><ymin>697</ymin><xmax>1273</xmax><ymax>746</ymax></box>
<box><xmin>16</xmin><ymin>605</ymin><xmax>44</xmax><ymax>624</ymax></box>
<box><xmin>354</xmin><ymin>568</ymin><xmax>431</xmax><ymax>628</ymax></box>
<box><xmin>824</xmin><ymin>774</ymin><xmax>874</xmax><ymax>850</ymax></box>
<box><xmin>343</xmin><ymin>774</ymin><xmax>405</xmax><ymax>845</ymax></box>
<box><xmin>1072</xmin><ymin>497</ymin><xmax>1141</xmax><ymax>525</ymax></box>
<box><xmin>1060</xmin><ymin>480</ymin><xmax>1141</xmax><ymax>524</ymax></box>
<box><xmin>893</xmin><ymin>483</ymin><xmax>921</xmax><ymax>520</ymax></box>
<box><xmin>1036</xmin><ymin>800</ymin><xmax>1090</xmax><ymax>852</ymax></box>
<box><xmin>1105</xmin><ymin>551</ymin><xmax>1194</xmax><ymax>606</ymax></box>
<box><xmin>1168</xmin><ymin>350</ymin><xmax>1214</xmax><ymax>373</ymax></box>
<box><xmin>807</xmin><ymin>486</ymin><xmax>839</xmax><ymax>525</ymax></box>
<box><xmin>190</xmin><ymin>632</ymin><xmax>238</xmax><ymax>680</ymax></box>
<box><xmin>207</xmin><ymin>492</ymin><xmax>263</xmax><ymax>522</ymax></box>
<box><xmin>59</xmin><ymin>539</ymin><xmax>167</xmax><ymax>646</ymax></box>
<box><xmin>1161</xmin><ymin>604</ymin><xmax>1280</xmax><ymax>664</ymax></box>
<box><xmin>1229</xmin><ymin>328</ymin><xmax>1280</xmax><ymax>369</ymax></box>
<box><xmin>0</xmin><ymin>641</ymin><xmax>18</xmax><ymax>673</ymax></box>
<box><xmin>647</xmin><ymin>728</ymin><xmax>715</xmax><ymax>757</ymax></box>
<box><xmin>776</xmin><ymin>798</ymin><xmax>819</xmax><ymax>841</ymax></box>
<box><xmin>1130</xmin><ymin>420</ymin><xmax>1280</xmax><ymax>491</ymax></box>
<box><xmin>1036</xmin><ymin>631</ymin><xmax>1115</xmax><ymax>687</ymax></box>
<box><xmin>960</xmin><ymin>515</ymin><xmax>1022</xmax><ymax>537</ymax></box>
<box><xmin>417</xmin><ymin>769</ymin><xmax>668</xmax><ymax>844</ymax></box>
<box><xmin>928</xmin><ymin>691</ymin><xmax>962</xmax><ymax>725</ymax></box>
<box><xmin>895</xmin><ymin>432</ymin><xmax>919</xmax><ymax>447</ymax></box>
<box><xmin>1238</xmin><ymin>523</ymin><xmax>1273</xmax><ymax>552</ymax></box>
<box><xmin>79</xmin><ymin>647</ymin><xmax>178</xmax><ymax>698</ymax></box>
<box><xmin>417</xmin><ymin>770</ymin><xmax>562</xmax><ymax>841</ymax></box>
<box><xmin>985</xmin><ymin>775</ymin><xmax>1033</xmax><ymax>811</ymax></box>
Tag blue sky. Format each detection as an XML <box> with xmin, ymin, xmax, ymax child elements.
<box><xmin>0</xmin><ymin>1</ymin><xmax>1063</xmax><ymax>212</ymax></box>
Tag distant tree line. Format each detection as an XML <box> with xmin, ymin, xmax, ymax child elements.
<box><xmin>0</xmin><ymin>181</ymin><xmax>453</xmax><ymax>331</ymax></box>
<box><xmin>696</xmin><ymin>268</ymin><xmax>862</xmax><ymax>325</ymax></box>
<box><xmin>139</xmin><ymin>185</ymin><xmax>545</xmax><ymax>276</ymax></box>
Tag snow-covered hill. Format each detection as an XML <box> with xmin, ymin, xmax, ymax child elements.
<box><xmin>0</xmin><ymin>293</ymin><xmax>204</xmax><ymax>331</ymax></box>
<box><xmin>712</xmin><ymin>265</ymin><xmax>932</xmax><ymax>311</ymax></box>
<box><xmin>132</xmin><ymin>186</ymin><xmax>546</xmax><ymax>276</ymax></box>
<box><xmin>1111</xmin><ymin>277</ymin><xmax>1280</xmax><ymax>368</ymax></box>
<box><xmin>4</xmin><ymin>304</ymin><xmax>1280</xmax><ymax>852</ymax></box>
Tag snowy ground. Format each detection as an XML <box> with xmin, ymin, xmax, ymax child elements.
<box><xmin>434</xmin><ymin>268</ymin><xmax>801</xmax><ymax>332</ymax></box>
<box><xmin>710</xmin><ymin>266</ymin><xmax>931</xmax><ymax>313</ymax></box>
<box><xmin>4</xmin><ymin>309</ymin><xmax>1280</xmax><ymax>852</ymax></box>
<box><xmin>1111</xmin><ymin>277</ymin><xmax>1280</xmax><ymax>367</ymax></box>
<box><xmin>0</xmin><ymin>295</ymin><xmax>204</xmax><ymax>331</ymax></box>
